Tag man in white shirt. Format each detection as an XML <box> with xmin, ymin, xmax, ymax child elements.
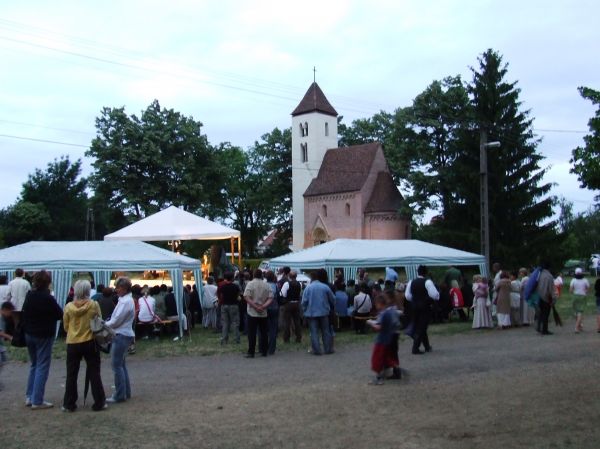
<box><xmin>405</xmin><ymin>265</ymin><xmax>440</xmax><ymax>355</ymax></box>
<box><xmin>6</xmin><ymin>268</ymin><xmax>31</xmax><ymax>327</ymax></box>
<box><xmin>592</xmin><ymin>256</ymin><xmax>599</xmax><ymax>277</ymax></box>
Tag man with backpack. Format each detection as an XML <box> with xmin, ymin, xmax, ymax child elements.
<box><xmin>280</xmin><ymin>271</ymin><xmax>303</xmax><ymax>343</ymax></box>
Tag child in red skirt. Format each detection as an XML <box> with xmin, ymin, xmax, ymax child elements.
<box><xmin>368</xmin><ymin>295</ymin><xmax>400</xmax><ymax>385</ymax></box>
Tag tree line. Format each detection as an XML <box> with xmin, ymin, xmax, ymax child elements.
<box><xmin>1</xmin><ymin>49</ymin><xmax>598</xmax><ymax>267</ymax></box>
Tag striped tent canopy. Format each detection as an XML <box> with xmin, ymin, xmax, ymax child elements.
<box><xmin>0</xmin><ymin>240</ymin><xmax>202</xmax><ymax>337</ymax></box>
<box><xmin>268</xmin><ymin>239</ymin><xmax>487</xmax><ymax>281</ymax></box>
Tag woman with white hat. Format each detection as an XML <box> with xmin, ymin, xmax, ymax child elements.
<box><xmin>569</xmin><ymin>268</ymin><xmax>590</xmax><ymax>333</ymax></box>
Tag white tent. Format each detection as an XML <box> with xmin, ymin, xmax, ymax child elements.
<box><xmin>0</xmin><ymin>240</ymin><xmax>202</xmax><ymax>337</ymax></box>
<box><xmin>268</xmin><ymin>239</ymin><xmax>487</xmax><ymax>280</ymax></box>
<box><xmin>104</xmin><ymin>205</ymin><xmax>242</xmax><ymax>266</ymax></box>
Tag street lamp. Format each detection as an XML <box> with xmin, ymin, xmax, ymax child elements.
<box><xmin>480</xmin><ymin>131</ymin><xmax>500</xmax><ymax>277</ymax></box>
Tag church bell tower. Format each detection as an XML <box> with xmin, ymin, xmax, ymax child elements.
<box><xmin>291</xmin><ymin>82</ymin><xmax>338</xmax><ymax>250</ymax></box>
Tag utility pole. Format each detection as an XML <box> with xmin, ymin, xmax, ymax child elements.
<box><xmin>480</xmin><ymin>130</ymin><xmax>490</xmax><ymax>275</ymax></box>
<box><xmin>85</xmin><ymin>207</ymin><xmax>95</xmax><ymax>241</ymax></box>
<box><xmin>480</xmin><ymin>130</ymin><xmax>501</xmax><ymax>277</ymax></box>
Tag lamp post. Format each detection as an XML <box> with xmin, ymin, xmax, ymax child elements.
<box><xmin>480</xmin><ymin>130</ymin><xmax>500</xmax><ymax>277</ymax></box>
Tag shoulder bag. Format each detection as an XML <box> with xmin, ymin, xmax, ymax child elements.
<box><xmin>90</xmin><ymin>314</ymin><xmax>115</xmax><ymax>349</ymax></box>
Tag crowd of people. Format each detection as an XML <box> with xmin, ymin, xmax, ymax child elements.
<box><xmin>1</xmin><ymin>260</ymin><xmax>600</xmax><ymax>408</ymax></box>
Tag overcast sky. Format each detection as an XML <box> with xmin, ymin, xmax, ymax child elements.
<box><xmin>1</xmin><ymin>0</ymin><xmax>598</xmax><ymax>218</ymax></box>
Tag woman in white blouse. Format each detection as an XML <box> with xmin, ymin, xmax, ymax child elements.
<box><xmin>353</xmin><ymin>283</ymin><xmax>372</xmax><ymax>334</ymax></box>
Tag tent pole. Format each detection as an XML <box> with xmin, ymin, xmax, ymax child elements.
<box><xmin>230</xmin><ymin>237</ymin><xmax>235</xmax><ymax>264</ymax></box>
<box><xmin>238</xmin><ymin>236</ymin><xmax>242</xmax><ymax>268</ymax></box>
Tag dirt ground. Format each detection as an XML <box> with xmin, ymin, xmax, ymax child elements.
<box><xmin>1</xmin><ymin>322</ymin><xmax>599</xmax><ymax>449</ymax></box>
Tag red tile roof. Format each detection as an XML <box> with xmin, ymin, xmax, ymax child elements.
<box><xmin>258</xmin><ymin>230</ymin><xmax>278</xmax><ymax>248</ymax></box>
<box><xmin>303</xmin><ymin>143</ymin><xmax>380</xmax><ymax>196</ymax></box>
<box><xmin>291</xmin><ymin>82</ymin><xmax>338</xmax><ymax>117</ymax></box>
<box><xmin>365</xmin><ymin>171</ymin><xmax>405</xmax><ymax>213</ymax></box>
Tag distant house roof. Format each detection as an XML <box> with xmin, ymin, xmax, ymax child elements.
<box><xmin>291</xmin><ymin>82</ymin><xmax>338</xmax><ymax>117</ymax></box>
<box><xmin>304</xmin><ymin>143</ymin><xmax>380</xmax><ymax>197</ymax></box>
<box><xmin>258</xmin><ymin>229</ymin><xmax>278</xmax><ymax>249</ymax></box>
<box><xmin>365</xmin><ymin>171</ymin><xmax>405</xmax><ymax>214</ymax></box>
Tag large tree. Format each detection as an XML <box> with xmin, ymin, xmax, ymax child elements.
<box><xmin>0</xmin><ymin>201</ymin><xmax>52</xmax><ymax>246</ymax></box>
<box><xmin>338</xmin><ymin>79</ymin><xmax>470</xmax><ymax>218</ymax></box>
<box><xmin>443</xmin><ymin>49</ymin><xmax>556</xmax><ymax>267</ymax></box>
<box><xmin>0</xmin><ymin>156</ymin><xmax>88</xmax><ymax>245</ymax></box>
<box><xmin>87</xmin><ymin>100</ymin><xmax>218</xmax><ymax>220</ymax></box>
<box><xmin>408</xmin><ymin>76</ymin><xmax>470</xmax><ymax>216</ymax></box>
<box><xmin>250</xmin><ymin>127</ymin><xmax>292</xmax><ymax>228</ymax></box>
<box><xmin>570</xmin><ymin>86</ymin><xmax>600</xmax><ymax>196</ymax></box>
<box><xmin>212</xmin><ymin>143</ymin><xmax>277</xmax><ymax>255</ymax></box>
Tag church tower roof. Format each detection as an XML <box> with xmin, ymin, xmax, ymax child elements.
<box><xmin>291</xmin><ymin>82</ymin><xmax>338</xmax><ymax>117</ymax></box>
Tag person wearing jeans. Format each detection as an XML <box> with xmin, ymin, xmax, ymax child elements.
<box><xmin>25</xmin><ymin>335</ymin><xmax>54</xmax><ymax>408</ymax></box>
<box><xmin>301</xmin><ymin>269</ymin><xmax>335</xmax><ymax>355</ymax></box>
<box><xmin>105</xmin><ymin>277</ymin><xmax>136</xmax><ymax>402</ymax></box>
<box><xmin>21</xmin><ymin>270</ymin><xmax>63</xmax><ymax>409</ymax></box>
<box><xmin>110</xmin><ymin>333</ymin><xmax>134</xmax><ymax>401</ymax></box>
<box><xmin>307</xmin><ymin>316</ymin><xmax>332</xmax><ymax>355</ymax></box>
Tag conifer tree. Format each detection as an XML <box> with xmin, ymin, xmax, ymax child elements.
<box><xmin>445</xmin><ymin>49</ymin><xmax>556</xmax><ymax>267</ymax></box>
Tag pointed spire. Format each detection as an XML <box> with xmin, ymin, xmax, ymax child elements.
<box><xmin>291</xmin><ymin>82</ymin><xmax>338</xmax><ymax>117</ymax></box>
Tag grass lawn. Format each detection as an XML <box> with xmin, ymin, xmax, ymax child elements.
<box><xmin>7</xmin><ymin>277</ymin><xmax>597</xmax><ymax>363</ymax></box>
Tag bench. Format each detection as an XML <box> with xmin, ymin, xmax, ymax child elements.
<box><xmin>136</xmin><ymin>319</ymin><xmax>177</xmax><ymax>338</ymax></box>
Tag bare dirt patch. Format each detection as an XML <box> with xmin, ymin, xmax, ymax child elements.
<box><xmin>1</xmin><ymin>323</ymin><xmax>599</xmax><ymax>449</ymax></box>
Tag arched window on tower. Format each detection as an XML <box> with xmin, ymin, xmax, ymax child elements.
<box><xmin>304</xmin><ymin>122</ymin><xmax>309</xmax><ymax>136</ymax></box>
<box><xmin>299</xmin><ymin>123</ymin><xmax>304</xmax><ymax>137</ymax></box>
<box><xmin>301</xmin><ymin>143</ymin><xmax>308</xmax><ymax>163</ymax></box>
<box><xmin>345</xmin><ymin>203</ymin><xmax>351</xmax><ymax>216</ymax></box>
<box><xmin>321</xmin><ymin>204</ymin><xmax>327</xmax><ymax>217</ymax></box>
<box><xmin>325</xmin><ymin>122</ymin><xmax>329</xmax><ymax>136</ymax></box>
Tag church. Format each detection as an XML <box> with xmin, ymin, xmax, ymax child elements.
<box><xmin>291</xmin><ymin>82</ymin><xmax>411</xmax><ymax>250</ymax></box>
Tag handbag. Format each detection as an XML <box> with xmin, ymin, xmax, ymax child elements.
<box><xmin>141</xmin><ymin>297</ymin><xmax>161</xmax><ymax>323</ymax></box>
<box><xmin>90</xmin><ymin>314</ymin><xmax>115</xmax><ymax>348</ymax></box>
<box><xmin>11</xmin><ymin>322</ymin><xmax>27</xmax><ymax>348</ymax></box>
<box><xmin>352</xmin><ymin>294</ymin><xmax>368</xmax><ymax>316</ymax></box>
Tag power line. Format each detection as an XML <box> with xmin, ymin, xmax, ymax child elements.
<box><xmin>0</xmin><ymin>22</ymin><xmax>592</xmax><ymax>130</ymax></box>
<box><xmin>0</xmin><ymin>119</ymin><xmax>93</xmax><ymax>136</ymax></box>
<box><xmin>0</xmin><ymin>133</ymin><xmax>88</xmax><ymax>148</ymax></box>
<box><xmin>0</xmin><ymin>22</ymin><xmax>391</xmax><ymax>115</ymax></box>
<box><xmin>0</xmin><ymin>21</ymin><xmax>590</xmax><ymax>147</ymax></box>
